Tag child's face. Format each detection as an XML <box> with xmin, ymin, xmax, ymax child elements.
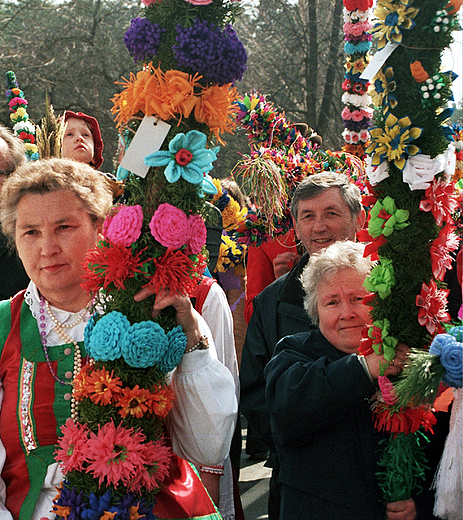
<box><xmin>62</xmin><ymin>118</ymin><xmax>95</xmax><ymax>166</ymax></box>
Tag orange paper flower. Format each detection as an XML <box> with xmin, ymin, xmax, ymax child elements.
<box><xmin>410</xmin><ymin>61</ymin><xmax>429</xmax><ymax>83</ymax></box>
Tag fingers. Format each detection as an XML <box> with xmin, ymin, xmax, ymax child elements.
<box><xmin>386</xmin><ymin>498</ymin><xmax>417</xmax><ymax>520</ymax></box>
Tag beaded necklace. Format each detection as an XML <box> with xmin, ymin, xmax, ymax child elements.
<box><xmin>38</xmin><ymin>297</ymin><xmax>86</xmax><ymax>420</ymax></box>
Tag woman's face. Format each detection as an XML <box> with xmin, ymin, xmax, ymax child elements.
<box><xmin>62</xmin><ymin>118</ymin><xmax>95</xmax><ymax>166</ymax></box>
<box><xmin>317</xmin><ymin>268</ymin><xmax>371</xmax><ymax>354</ymax></box>
<box><xmin>15</xmin><ymin>190</ymin><xmax>100</xmax><ymax>310</ymax></box>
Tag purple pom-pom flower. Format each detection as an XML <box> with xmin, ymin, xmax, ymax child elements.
<box><xmin>124</xmin><ymin>17</ymin><xmax>165</xmax><ymax>63</ymax></box>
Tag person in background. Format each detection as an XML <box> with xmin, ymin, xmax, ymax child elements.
<box><xmin>0</xmin><ymin>123</ymin><xmax>29</xmax><ymax>300</ymax></box>
<box><xmin>240</xmin><ymin>171</ymin><xmax>365</xmax><ymax>520</ymax></box>
<box><xmin>265</xmin><ymin>241</ymin><xmax>418</xmax><ymax>520</ymax></box>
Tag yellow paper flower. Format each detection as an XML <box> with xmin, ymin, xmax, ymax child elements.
<box><xmin>371</xmin><ymin>0</ymin><xmax>419</xmax><ymax>49</ymax></box>
<box><xmin>367</xmin><ymin>113</ymin><xmax>422</xmax><ymax>170</ymax></box>
<box><xmin>210</xmin><ymin>178</ymin><xmax>223</xmax><ymax>204</ymax></box>
<box><xmin>370</xmin><ymin>67</ymin><xmax>397</xmax><ymax>110</ymax></box>
<box><xmin>222</xmin><ymin>198</ymin><xmax>247</xmax><ymax>231</ymax></box>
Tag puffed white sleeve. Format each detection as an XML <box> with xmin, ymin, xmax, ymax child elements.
<box><xmin>0</xmin><ymin>382</ymin><xmax>14</xmax><ymax>520</ymax></box>
<box><xmin>166</xmin><ymin>312</ymin><xmax>238</xmax><ymax>467</ymax></box>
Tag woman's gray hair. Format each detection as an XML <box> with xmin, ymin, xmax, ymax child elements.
<box><xmin>0</xmin><ymin>157</ymin><xmax>113</xmax><ymax>248</ymax></box>
<box><xmin>0</xmin><ymin>124</ymin><xmax>26</xmax><ymax>175</ymax></box>
<box><xmin>301</xmin><ymin>240</ymin><xmax>373</xmax><ymax>326</ymax></box>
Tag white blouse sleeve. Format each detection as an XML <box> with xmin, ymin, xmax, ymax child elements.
<box><xmin>0</xmin><ymin>383</ymin><xmax>14</xmax><ymax>520</ymax></box>
<box><xmin>166</xmin><ymin>312</ymin><xmax>238</xmax><ymax>467</ymax></box>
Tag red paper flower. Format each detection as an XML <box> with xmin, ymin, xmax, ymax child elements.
<box><xmin>147</xmin><ymin>384</ymin><xmax>175</xmax><ymax>418</ymax></box>
<box><xmin>419</xmin><ymin>179</ymin><xmax>459</xmax><ymax>226</ymax></box>
<box><xmin>82</xmin><ymin>243</ymin><xmax>149</xmax><ymax>293</ymax></box>
<box><xmin>130</xmin><ymin>439</ymin><xmax>172</xmax><ymax>492</ymax></box>
<box><xmin>430</xmin><ymin>222</ymin><xmax>460</xmax><ymax>281</ymax></box>
<box><xmin>373</xmin><ymin>404</ymin><xmax>436</xmax><ymax>436</ymax></box>
<box><xmin>55</xmin><ymin>419</ymin><xmax>89</xmax><ymax>472</ymax></box>
<box><xmin>117</xmin><ymin>386</ymin><xmax>150</xmax><ymax>419</ymax></box>
<box><xmin>143</xmin><ymin>249</ymin><xmax>201</xmax><ymax>296</ymax></box>
<box><xmin>86</xmin><ymin>367</ymin><xmax>123</xmax><ymax>406</ymax></box>
<box><xmin>356</xmin><ymin>228</ymin><xmax>387</xmax><ymax>261</ymax></box>
<box><xmin>416</xmin><ymin>280</ymin><xmax>450</xmax><ymax>335</ymax></box>
<box><xmin>343</xmin><ymin>0</ymin><xmax>373</xmax><ymax>10</ymax></box>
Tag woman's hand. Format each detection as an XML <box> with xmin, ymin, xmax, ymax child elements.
<box><xmin>386</xmin><ymin>498</ymin><xmax>417</xmax><ymax>520</ymax></box>
<box><xmin>365</xmin><ymin>342</ymin><xmax>410</xmax><ymax>380</ymax></box>
<box><xmin>134</xmin><ymin>287</ymin><xmax>202</xmax><ymax>349</ymax></box>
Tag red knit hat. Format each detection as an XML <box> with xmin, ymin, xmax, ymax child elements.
<box><xmin>64</xmin><ymin>111</ymin><xmax>104</xmax><ymax>169</ymax></box>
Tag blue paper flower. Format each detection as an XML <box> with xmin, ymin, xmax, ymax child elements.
<box><xmin>124</xmin><ymin>17</ymin><xmax>165</xmax><ymax>63</ymax></box>
<box><xmin>80</xmin><ymin>490</ymin><xmax>112</xmax><ymax>520</ymax></box>
<box><xmin>145</xmin><ymin>130</ymin><xmax>218</xmax><ymax>186</ymax></box>
<box><xmin>88</xmin><ymin>311</ymin><xmax>130</xmax><ymax>361</ymax></box>
<box><xmin>55</xmin><ymin>484</ymin><xmax>87</xmax><ymax>520</ymax></box>
<box><xmin>158</xmin><ymin>326</ymin><xmax>187</xmax><ymax>373</ymax></box>
<box><xmin>429</xmin><ymin>333</ymin><xmax>463</xmax><ymax>388</ymax></box>
<box><xmin>121</xmin><ymin>321</ymin><xmax>168</xmax><ymax>368</ymax></box>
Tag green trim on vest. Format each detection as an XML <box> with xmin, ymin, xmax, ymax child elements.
<box><xmin>0</xmin><ymin>299</ymin><xmax>12</xmax><ymax>358</ymax></box>
<box><xmin>20</xmin><ymin>445</ymin><xmax>56</xmax><ymax>520</ymax></box>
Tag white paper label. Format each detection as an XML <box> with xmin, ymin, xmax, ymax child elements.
<box><xmin>361</xmin><ymin>42</ymin><xmax>399</xmax><ymax>81</ymax></box>
<box><xmin>120</xmin><ymin>115</ymin><xmax>171</xmax><ymax>178</ymax></box>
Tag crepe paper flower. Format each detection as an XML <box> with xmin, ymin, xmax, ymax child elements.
<box><xmin>117</xmin><ymin>386</ymin><xmax>151</xmax><ymax>418</ymax></box>
<box><xmin>145</xmin><ymin>130</ymin><xmax>218</xmax><ymax>186</ymax></box>
<box><xmin>344</xmin><ymin>8</ymin><xmax>370</xmax><ymax>23</ymax></box>
<box><xmin>342</xmin><ymin>92</ymin><xmax>371</xmax><ymax>109</ymax></box>
<box><xmin>200</xmin><ymin>172</ymin><xmax>219</xmax><ymax>196</ymax></box>
<box><xmin>345</xmin><ymin>56</ymin><xmax>369</xmax><ymax>75</ymax></box>
<box><xmin>194</xmin><ymin>84</ymin><xmax>239</xmax><ymax>144</ymax></box>
<box><xmin>185</xmin><ymin>214</ymin><xmax>207</xmax><ymax>255</ymax></box>
<box><xmin>122</xmin><ymin>321</ymin><xmax>169</xmax><ymax>369</ymax></box>
<box><xmin>77</xmin><ymin>490</ymin><xmax>113</xmax><ymax>520</ymax></box>
<box><xmin>8</xmin><ymin>97</ymin><xmax>27</xmax><ymax>111</ymax></box>
<box><xmin>410</xmin><ymin>61</ymin><xmax>429</xmax><ymax>83</ymax></box>
<box><xmin>430</xmin><ymin>223</ymin><xmax>459</xmax><ymax>281</ymax></box>
<box><xmin>85</xmin><ymin>367</ymin><xmax>123</xmax><ymax>406</ymax></box>
<box><xmin>221</xmin><ymin>198</ymin><xmax>247</xmax><ymax>231</ymax></box>
<box><xmin>129</xmin><ymin>439</ymin><xmax>172</xmax><ymax>492</ymax></box>
<box><xmin>446</xmin><ymin>0</ymin><xmax>462</xmax><ymax>15</ymax></box>
<box><xmin>370</xmin><ymin>0</ymin><xmax>420</xmax><ymax>50</ymax></box>
<box><xmin>10</xmin><ymin>107</ymin><xmax>28</xmax><ymax>123</ymax></box>
<box><xmin>403</xmin><ymin>153</ymin><xmax>449</xmax><ymax>191</ymax></box>
<box><xmin>73</xmin><ymin>363</ymin><xmax>92</xmax><ymax>401</ymax></box>
<box><xmin>82</xmin><ymin>243</ymin><xmax>149</xmax><ymax>293</ymax></box>
<box><xmin>55</xmin><ymin>419</ymin><xmax>89</xmax><ymax>473</ymax></box>
<box><xmin>143</xmin><ymin>249</ymin><xmax>203</xmax><ymax>296</ymax></box>
<box><xmin>364</xmin><ymin>319</ymin><xmax>398</xmax><ymax>361</ymax></box>
<box><xmin>174</xmin><ymin>20</ymin><xmax>247</xmax><ymax>85</ymax></box>
<box><xmin>52</xmin><ymin>486</ymin><xmax>87</xmax><ymax>520</ymax></box>
<box><xmin>373</xmin><ymin>404</ymin><xmax>436</xmax><ymax>435</ymax></box>
<box><xmin>86</xmin><ymin>421</ymin><xmax>146</xmax><ymax>488</ymax></box>
<box><xmin>416</xmin><ymin>280</ymin><xmax>450</xmax><ymax>336</ymax></box>
<box><xmin>343</xmin><ymin>129</ymin><xmax>370</xmax><ymax>144</ymax></box>
<box><xmin>366</xmin><ymin>155</ymin><xmax>390</xmax><ymax>185</ymax></box>
<box><xmin>344</xmin><ymin>0</ymin><xmax>373</xmax><ymax>10</ymax></box>
<box><xmin>149</xmin><ymin>203</ymin><xmax>189</xmax><ymax>250</ymax></box>
<box><xmin>419</xmin><ymin>179</ymin><xmax>459</xmax><ymax>226</ymax></box>
<box><xmin>157</xmin><ymin>326</ymin><xmax>187</xmax><ymax>373</ymax></box>
<box><xmin>378</xmin><ymin>375</ymin><xmax>398</xmax><ymax>405</ymax></box>
<box><xmin>111</xmin><ymin>65</ymin><xmax>201</xmax><ymax>126</ymax></box>
<box><xmin>88</xmin><ymin>312</ymin><xmax>130</xmax><ymax>361</ymax></box>
<box><xmin>370</xmin><ymin>67</ymin><xmax>397</xmax><ymax>110</ymax></box>
<box><xmin>124</xmin><ymin>18</ymin><xmax>165</xmax><ymax>63</ymax></box>
<box><xmin>429</xmin><ymin>334</ymin><xmax>463</xmax><ymax>388</ymax></box>
<box><xmin>357</xmin><ymin>228</ymin><xmax>387</xmax><ymax>261</ymax></box>
<box><xmin>342</xmin><ymin>78</ymin><xmax>369</xmax><ymax>95</ymax></box>
<box><xmin>104</xmin><ymin>205</ymin><xmax>144</xmax><ymax>247</ymax></box>
<box><xmin>147</xmin><ymin>384</ymin><xmax>175</xmax><ymax>417</ymax></box>
<box><xmin>184</xmin><ymin>0</ymin><xmax>212</xmax><ymax>4</ymax></box>
<box><xmin>367</xmin><ymin>113</ymin><xmax>422</xmax><ymax>170</ymax></box>
<box><xmin>368</xmin><ymin>196</ymin><xmax>410</xmax><ymax>238</ymax></box>
<box><xmin>363</xmin><ymin>257</ymin><xmax>395</xmax><ymax>299</ymax></box>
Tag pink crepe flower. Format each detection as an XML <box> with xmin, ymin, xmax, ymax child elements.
<box><xmin>85</xmin><ymin>421</ymin><xmax>147</xmax><ymax>488</ymax></box>
<box><xmin>430</xmin><ymin>223</ymin><xmax>460</xmax><ymax>281</ymax></box>
<box><xmin>351</xmin><ymin>110</ymin><xmax>365</xmax><ymax>122</ymax></box>
<box><xmin>419</xmin><ymin>179</ymin><xmax>459</xmax><ymax>226</ymax></box>
<box><xmin>55</xmin><ymin>419</ymin><xmax>89</xmax><ymax>473</ymax></box>
<box><xmin>416</xmin><ymin>280</ymin><xmax>450</xmax><ymax>335</ymax></box>
<box><xmin>184</xmin><ymin>0</ymin><xmax>212</xmax><ymax>4</ymax></box>
<box><xmin>378</xmin><ymin>375</ymin><xmax>398</xmax><ymax>405</ymax></box>
<box><xmin>105</xmin><ymin>205</ymin><xmax>144</xmax><ymax>247</ymax></box>
<box><xmin>341</xmin><ymin>107</ymin><xmax>352</xmax><ymax>120</ymax></box>
<box><xmin>185</xmin><ymin>214</ymin><xmax>207</xmax><ymax>255</ymax></box>
<box><xmin>149</xmin><ymin>203</ymin><xmax>189</xmax><ymax>250</ymax></box>
<box><xmin>142</xmin><ymin>0</ymin><xmax>161</xmax><ymax>5</ymax></box>
<box><xmin>129</xmin><ymin>439</ymin><xmax>172</xmax><ymax>492</ymax></box>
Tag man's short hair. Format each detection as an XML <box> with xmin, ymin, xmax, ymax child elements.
<box><xmin>290</xmin><ymin>171</ymin><xmax>362</xmax><ymax>222</ymax></box>
<box><xmin>0</xmin><ymin>124</ymin><xmax>26</xmax><ymax>175</ymax></box>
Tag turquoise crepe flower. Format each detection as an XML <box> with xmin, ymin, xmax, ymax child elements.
<box><xmin>145</xmin><ymin>130</ymin><xmax>219</xmax><ymax>186</ymax></box>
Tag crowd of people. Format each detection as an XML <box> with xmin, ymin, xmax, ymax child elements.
<box><xmin>0</xmin><ymin>109</ymin><xmax>459</xmax><ymax>520</ymax></box>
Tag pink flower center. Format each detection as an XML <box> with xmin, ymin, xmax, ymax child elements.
<box><xmin>175</xmin><ymin>148</ymin><xmax>193</xmax><ymax>166</ymax></box>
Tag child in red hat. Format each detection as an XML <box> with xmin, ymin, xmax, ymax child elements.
<box><xmin>62</xmin><ymin>111</ymin><xmax>104</xmax><ymax>169</ymax></box>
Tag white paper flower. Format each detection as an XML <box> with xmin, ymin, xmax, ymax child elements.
<box><xmin>366</xmin><ymin>155</ymin><xmax>390</xmax><ymax>185</ymax></box>
<box><xmin>341</xmin><ymin>92</ymin><xmax>371</xmax><ymax>109</ymax></box>
<box><xmin>402</xmin><ymin>149</ymin><xmax>454</xmax><ymax>191</ymax></box>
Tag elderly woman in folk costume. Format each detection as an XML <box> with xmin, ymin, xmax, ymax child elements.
<box><xmin>0</xmin><ymin>157</ymin><xmax>236</xmax><ymax>520</ymax></box>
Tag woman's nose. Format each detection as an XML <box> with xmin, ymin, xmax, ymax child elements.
<box><xmin>40</xmin><ymin>233</ymin><xmax>60</xmax><ymax>256</ymax></box>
